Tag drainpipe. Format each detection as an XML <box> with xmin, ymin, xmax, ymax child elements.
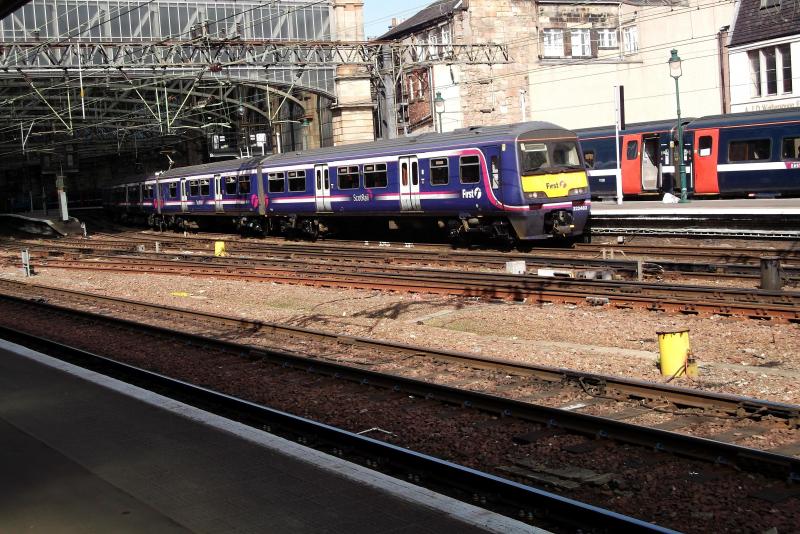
<box><xmin>717</xmin><ymin>25</ymin><xmax>731</xmax><ymax>114</ymax></box>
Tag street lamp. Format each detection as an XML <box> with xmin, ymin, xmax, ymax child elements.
<box><xmin>668</xmin><ymin>49</ymin><xmax>689</xmax><ymax>203</ymax></box>
<box><xmin>434</xmin><ymin>91</ymin><xmax>445</xmax><ymax>133</ymax></box>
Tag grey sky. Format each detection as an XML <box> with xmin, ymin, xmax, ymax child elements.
<box><xmin>363</xmin><ymin>1</ymin><xmax>434</xmax><ymax>39</ymax></box>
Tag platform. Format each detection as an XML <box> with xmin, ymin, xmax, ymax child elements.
<box><xmin>591</xmin><ymin>198</ymin><xmax>800</xmax><ymax>216</ymax></box>
<box><xmin>0</xmin><ymin>211</ymin><xmax>84</xmax><ymax>237</ymax></box>
<box><xmin>589</xmin><ymin>198</ymin><xmax>800</xmax><ymax>237</ymax></box>
<box><xmin>0</xmin><ymin>339</ymin><xmax>533</xmax><ymax>534</ymax></box>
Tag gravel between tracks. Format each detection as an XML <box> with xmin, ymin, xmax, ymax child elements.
<box><xmin>1</xmin><ymin>262</ymin><xmax>798</xmax><ymax>405</ymax></box>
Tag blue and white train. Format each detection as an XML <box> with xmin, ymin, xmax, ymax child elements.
<box><xmin>104</xmin><ymin>122</ymin><xmax>592</xmax><ymax>244</ymax></box>
<box><xmin>576</xmin><ymin>107</ymin><xmax>800</xmax><ymax>198</ymax></box>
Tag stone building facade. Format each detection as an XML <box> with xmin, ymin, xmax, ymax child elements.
<box><xmin>381</xmin><ymin>0</ymin><xmax>737</xmax><ymax>133</ymax></box>
<box><xmin>378</xmin><ymin>0</ymin><xmax>536</xmax><ymax>135</ymax></box>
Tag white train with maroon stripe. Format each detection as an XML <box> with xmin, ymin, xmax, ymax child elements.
<box><xmin>104</xmin><ymin>122</ymin><xmax>592</xmax><ymax>244</ymax></box>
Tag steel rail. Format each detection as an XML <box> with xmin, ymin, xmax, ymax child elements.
<box><xmin>0</xmin><ymin>323</ymin><xmax>676</xmax><ymax>533</ymax></box>
<box><xmin>31</xmin><ymin>255</ymin><xmax>800</xmax><ymax>321</ymax></box>
<box><xmin>18</xmin><ymin>238</ymin><xmax>800</xmax><ymax>281</ymax></box>
<box><xmin>0</xmin><ymin>296</ymin><xmax>798</xmax><ymax>486</ymax></box>
<box><xmin>1</xmin><ymin>278</ymin><xmax>797</xmax><ymax>426</ymax></box>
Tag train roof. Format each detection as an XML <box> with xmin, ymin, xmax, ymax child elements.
<box><xmin>684</xmin><ymin>107</ymin><xmax>800</xmax><ymax>129</ymax></box>
<box><xmin>158</xmin><ymin>156</ymin><xmax>263</xmax><ymax>180</ymax></box>
<box><xmin>575</xmin><ymin>119</ymin><xmax>690</xmax><ymax>138</ymax></box>
<box><xmin>157</xmin><ymin>121</ymin><xmax>572</xmax><ymax>179</ymax></box>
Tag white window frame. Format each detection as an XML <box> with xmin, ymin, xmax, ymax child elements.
<box><xmin>622</xmin><ymin>26</ymin><xmax>638</xmax><ymax>54</ymax></box>
<box><xmin>542</xmin><ymin>29</ymin><xmax>564</xmax><ymax>58</ymax></box>
<box><xmin>749</xmin><ymin>44</ymin><xmax>794</xmax><ymax>98</ymax></box>
<box><xmin>598</xmin><ymin>28</ymin><xmax>617</xmax><ymax>49</ymax></box>
<box><xmin>571</xmin><ymin>29</ymin><xmax>591</xmax><ymax>57</ymax></box>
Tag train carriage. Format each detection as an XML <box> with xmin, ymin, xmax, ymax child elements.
<box><xmin>105</xmin><ymin>121</ymin><xmax>592</xmax><ymax>244</ymax></box>
<box><xmin>577</xmin><ymin>107</ymin><xmax>800</xmax><ymax>199</ymax></box>
<box><xmin>685</xmin><ymin>108</ymin><xmax>800</xmax><ymax>196</ymax></box>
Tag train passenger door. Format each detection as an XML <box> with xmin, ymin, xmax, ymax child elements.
<box><xmin>213</xmin><ymin>174</ymin><xmax>223</xmax><ymax>212</ymax></box>
<box><xmin>398</xmin><ymin>156</ymin><xmax>420</xmax><ymax>211</ymax></box>
<box><xmin>692</xmin><ymin>129</ymin><xmax>720</xmax><ymax>194</ymax></box>
<box><xmin>641</xmin><ymin>136</ymin><xmax>661</xmax><ymax>191</ymax></box>
<box><xmin>621</xmin><ymin>134</ymin><xmax>642</xmax><ymax>194</ymax></box>
<box><xmin>314</xmin><ymin>164</ymin><xmax>331</xmax><ymax>212</ymax></box>
<box><xmin>180</xmin><ymin>179</ymin><xmax>188</xmax><ymax>212</ymax></box>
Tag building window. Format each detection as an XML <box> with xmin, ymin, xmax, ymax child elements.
<box><xmin>288</xmin><ymin>170</ymin><xmax>306</xmax><ymax>192</ymax></box>
<box><xmin>782</xmin><ymin>137</ymin><xmax>800</xmax><ymax>160</ymax></box>
<box><xmin>430</xmin><ymin>158</ymin><xmax>449</xmax><ymax>185</ymax></box>
<box><xmin>543</xmin><ymin>29</ymin><xmax>564</xmax><ymax>57</ymax></box>
<box><xmin>728</xmin><ymin>139</ymin><xmax>771</xmax><ymax>162</ymax></box>
<box><xmin>571</xmin><ymin>29</ymin><xmax>591</xmax><ymax>57</ymax></box>
<box><xmin>780</xmin><ymin>44</ymin><xmax>792</xmax><ymax>93</ymax></box>
<box><xmin>749</xmin><ymin>45</ymin><xmax>793</xmax><ymax>97</ymax></box>
<box><xmin>749</xmin><ymin>50</ymin><xmax>762</xmax><ymax>97</ymax></box>
<box><xmin>337</xmin><ymin>166</ymin><xmax>360</xmax><ymax>189</ymax></box>
<box><xmin>598</xmin><ymin>29</ymin><xmax>617</xmax><ymax>49</ymax></box>
<box><xmin>622</xmin><ymin>26</ymin><xmax>638</xmax><ymax>54</ymax></box>
<box><xmin>364</xmin><ymin>163</ymin><xmax>388</xmax><ymax>188</ymax></box>
<box><xmin>459</xmin><ymin>155</ymin><xmax>481</xmax><ymax>184</ymax></box>
<box><xmin>268</xmin><ymin>172</ymin><xmax>285</xmax><ymax>193</ymax></box>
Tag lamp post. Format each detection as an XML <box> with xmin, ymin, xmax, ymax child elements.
<box><xmin>668</xmin><ymin>49</ymin><xmax>689</xmax><ymax>203</ymax></box>
<box><xmin>434</xmin><ymin>91</ymin><xmax>445</xmax><ymax>133</ymax></box>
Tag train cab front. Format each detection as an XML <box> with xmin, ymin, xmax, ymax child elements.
<box><xmin>509</xmin><ymin>132</ymin><xmax>591</xmax><ymax>241</ymax></box>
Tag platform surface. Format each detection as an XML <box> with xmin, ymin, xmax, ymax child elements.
<box><xmin>0</xmin><ymin>210</ymin><xmax>83</xmax><ymax>236</ymax></box>
<box><xmin>591</xmin><ymin>198</ymin><xmax>800</xmax><ymax>216</ymax></box>
<box><xmin>0</xmin><ymin>340</ymin><xmax>533</xmax><ymax>534</ymax></box>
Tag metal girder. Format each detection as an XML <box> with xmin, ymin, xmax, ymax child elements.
<box><xmin>0</xmin><ymin>40</ymin><xmax>510</xmax><ymax>73</ymax></box>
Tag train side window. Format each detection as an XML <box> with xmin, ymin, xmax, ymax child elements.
<box><xmin>364</xmin><ymin>163</ymin><xmax>388</xmax><ymax>188</ymax></box>
<box><xmin>268</xmin><ymin>172</ymin><xmax>286</xmax><ymax>193</ymax></box>
<box><xmin>199</xmin><ymin>179</ymin><xmax>209</xmax><ymax>196</ymax></box>
<box><xmin>430</xmin><ymin>158</ymin><xmax>449</xmax><ymax>185</ymax></box>
<box><xmin>225</xmin><ymin>177</ymin><xmax>237</xmax><ymax>194</ymax></box>
<box><xmin>169</xmin><ymin>182</ymin><xmax>177</xmax><ymax>198</ymax></box>
<box><xmin>782</xmin><ymin>137</ymin><xmax>800</xmax><ymax>160</ymax></box>
<box><xmin>490</xmin><ymin>156</ymin><xmax>500</xmax><ymax>188</ymax></box>
<box><xmin>728</xmin><ymin>139</ymin><xmax>771</xmax><ymax>162</ymax></box>
<box><xmin>460</xmin><ymin>155</ymin><xmax>480</xmax><ymax>184</ymax></box>
<box><xmin>239</xmin><ymin>175</ymin><xmax>251</xmax><ymax>194</ymax></box>
<box><xmin>337</xmin><ymin>165</ymin><xmax>360</xmax><ymax>189</ymax></box>
<box><xmin>189</xmin><ymin>180</ymin><xmax>199</xmax><ymax>196</ymax></box>
<box><xmin>698</xmin><ymin>136</ymin><xmax>713</xmax><ymax>157</ymax></box>
<box><xmin>626</xmin><ymin>140</ymin><xmax>638</xmax><ymax>160</ymax></box>
<box><xmin>288</xmin><ymin>170</ymin><xmax>306</xmax><ymax>192</ymax></box>
<box><xmin>584</xmin><ymin>151</ymin><xmax>595</xmax><ymax>168</ymax></box>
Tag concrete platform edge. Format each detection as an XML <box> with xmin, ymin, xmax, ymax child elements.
<box><xmin>0</xmin><ymin>338</ymin><xmax>542</xmax><ymax>534</ymax></box>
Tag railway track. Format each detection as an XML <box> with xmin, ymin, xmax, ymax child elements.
<box><xmin>0</xmin><ymin>286</ymin><xmax>797</xmax><ymax>532</ymax></box>
<box><xmin>24</xmin><ymin>250</ymin><xmax>800</xmax><ymax>322</ymax></box>
<box><xmin>10</xmin><ymin>233</ymin><xmax>800</xmax><ymax>284</ymax></box>
<box><xmin>0</xmin><ymin>278</ymin><xmax>797</xmax><ymax>437</ymax></box>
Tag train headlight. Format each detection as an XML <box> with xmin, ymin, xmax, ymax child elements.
<box><xmin>568</xmin><ymin>187</ymin><xmax>588</xmax><ymax>196</ymax></box>
<box><xmin>525</xmin><ymin>191</ymin><xmax>547</xmax><ymax>200</ymax></box>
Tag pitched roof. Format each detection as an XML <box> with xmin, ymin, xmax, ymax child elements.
<box><xmin>729</xmin><ymin>0</ymin><xmax>800</xmax><ymax>47</ymax></box>
<box><xmin>377</xmin><ymin>0</ymin><xmax>466</xmax><ymax>41</ymax></box>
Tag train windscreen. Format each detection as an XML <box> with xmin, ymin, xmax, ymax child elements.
<box><xmin>518</xmin><ymin>140</ymin><xmax>582</xmax><ymax>175</ymax></box>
